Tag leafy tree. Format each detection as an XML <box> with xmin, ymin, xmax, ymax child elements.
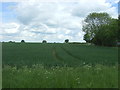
<box><xmin>65</xmin><ymin>39</ymin><xmax>69</xmax><ymax>43</ymax></box>
<box><xmin>21</xmin><ymin>40</ymin><xmax>25</xmax><ymax>43</ymax></box>
<box><xmin>82</xmin><ymin>12</ymin><xmax>112</xmax><ymax>43</ymax></box>
<box><xmin>9</xmin><ymin>41</ymin><xmax>13</xmax><ymax>43</ymax></box>
<box><xmin>83</xmin><ymin>33</ymin><xmax>91</xmax><ymax>43</ymax></box>
<box><xmin>82</xmin><ymin>12</ymin><xmax>118</xmax><ymax>46</ymax></box>
<box><xmin>42</xmin><ymin>40</ymin><xmax>47</xmax><ymax>43</ymax></box>
<box><xmin>92</xmin><ymin>19</ymin><xmax>118</xmax><ymax>46</ymax></box>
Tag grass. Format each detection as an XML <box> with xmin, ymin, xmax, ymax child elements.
<box><xmin>2</xmin><ymin>42</ymin><xmax>118</xmax><ymax>88</ymax></box>
<box><xmin>3</xmin><ymin>64</ymin><xmax>118</xmax><ymax>88</ymax></box>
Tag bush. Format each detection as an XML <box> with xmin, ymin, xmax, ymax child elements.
<box><xmin>9</xmin><ymin>41</ymin><xmax>15</xmax><ymax>43</ymax></box>
<box><xmin>42</xmin><ymin>40</ymin><xmax>47</xmax><ymax>43</ymax></box>
<box><xmin>65</xmin><ymin>39</ymin><xmax>69</xmax><ymax>43</ymax></box>
<box><xmin>21</xmin><ymin>40</ymin><xmax>25</xmax><ymax>43</ymax></box>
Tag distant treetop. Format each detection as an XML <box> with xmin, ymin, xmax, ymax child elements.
<box><xmin>21</xmin><ymin>40</ymin><xmax>25</xmax><ymax>43</ymax></box>
<box><xmin>42</xmin><ymin>40</ymin><xmax>47</xmax><ymax>43</ymax></box>
<box><xmin>65</xmin><ymin>39</ymin><xmax>69</xmax><ymax>43</ymax></box>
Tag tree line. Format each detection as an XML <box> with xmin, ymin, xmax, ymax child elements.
<box><xmin>8</xmin><ymin>39</ymin><xmax>69</xmax><ymax>43</ymax></box>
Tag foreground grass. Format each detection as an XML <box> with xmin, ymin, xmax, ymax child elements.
<box><xmin>3</xmin><ymin>64</ymin><xmax>118</xmax><ymax>88</ymax></box>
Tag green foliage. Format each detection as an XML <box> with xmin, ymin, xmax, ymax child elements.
<box><xmin>3</xmin><ymin>64</ymin><xmax>118</xmax><ymax>88</ymax></box>
<box><xmin>65</xmin><ymin>39</ymin><xmax>69</xmax><ymax>43</ymax></box>
<box><xmin>82</xmin><ymin>12</ymin><xmax>118</xmax><ymax>46</ymax></box>
<box><xmin>92</xmin><ymin>19</ymin><xmax>118</xmax><ymax>46</ymax></box>
<box><xmin>21</xmin><ymin>40</ymin><xmax>25</xmax><ymax>43</ymax></box>
<box><xmin>42</xmin><ymin>40</ymin><xmax>47</xmax><ymax>43</ymax></box>
<box><xmin>83</xmin><ymin>12</ymin><xmax>111</xmax><ymax>40</ymax></box>
<box><xmin>9</xmin><ymin>41</ymin><xmax>15</xmax><ymax>43</ymax></box>
<box><xmin>83</xmin><ymin>33</ymin><xmax>91</xmax><ymax>43</ymax></box>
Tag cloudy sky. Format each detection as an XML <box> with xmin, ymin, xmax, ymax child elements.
<box><xmin>0</xmin><ymin>0</ymin><xmax>119</xmax><ymax>42</ymax></box>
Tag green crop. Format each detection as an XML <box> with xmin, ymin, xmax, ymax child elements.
<box><xmin>2</xmin><ymin>43</ymin><xmax>118</xmax><ymax>67</ymax></box>
<box><xmin>2</xmin><ymin>42</ymin><xmax>118</xmax><ymax>88</ymax></box>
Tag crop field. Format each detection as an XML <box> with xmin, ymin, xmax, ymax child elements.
<box><xmin>2</xmin><ymin>42</ymin><xmax>118</xmax><ymax>88</ymax></box>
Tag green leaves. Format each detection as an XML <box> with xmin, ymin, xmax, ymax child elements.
<box><xmin>82</xmin><ymin>12</ymin><xmax>118</xmax><ymax>46</ymax></box>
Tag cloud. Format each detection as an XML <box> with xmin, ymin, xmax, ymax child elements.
<box><xmin>1</xmin><ymin>0</ymin><xmax>118</xmax><ymax>42</ymax></box>
<box><xmin>1</xmin><ymin>23</ymin><xmax>20</xmax><ymax>34</ymax></box>
<box><xmin>71</xmin><ymin>0</ymin><xmax>118</xmax><ymax>18</ymax></box>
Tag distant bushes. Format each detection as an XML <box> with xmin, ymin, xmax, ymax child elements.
<box><xmin>9</xmin><ymin>41</ymin><xmax>15</xmax><ymax>43</ymax></box>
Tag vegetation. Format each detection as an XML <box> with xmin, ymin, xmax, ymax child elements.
<box><xmin>3</xmin><ymin>64</ymin><xmax>118</xmax><ymax>88</ymax></box>
<box><xmin>9</xmin><ymin>41</ymin><xmax>15</xmax><ymax>43</ymax></box>
<box><xmin>2</xmin><ymin>42</ymin><xmax>118</xmax><ymax>88</ymax></box>
<box><xmin>21</xmin><ymin>40</ymin><xmax>25</xmax><ymax>43</ymax></box>
<box><xmin>42</xmin><ymin>40</ymin><xmax>47</xmax><ymax>43</ymax></box>
<box><xmin>2</xmin><ymin>43</ymin><xmax>118</xmax><ymax>67</ymax></box>
<box><xmin>82</xmin><ymin>12</ymin><xmax>118</xmax><ymax>46</ymax></box>
<box><xmin>65</xmin><ymin>39</ymin><xmax>69</xmax><ymax>43</ymax></box>
<box><xmin>2</xmin><ymin>12</ymin><xmax>119</xmax><ymax>88</ymax></box>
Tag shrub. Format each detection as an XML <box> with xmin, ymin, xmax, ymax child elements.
<box><xmin>21</xmin><ymin>40</ymin><xmax>25</xmax><ymax>43</ymax></box>
<box><xmin>42</xmin><ymin>40</ymin><xmax>47</xmax><ymax>43</ymax></box>
<box><xmin>9</xmin><ymin>41</ymin><xmax>15</xmax><ymax>43</ymax></box>
<box><xmin>65</xmin><ymin>39</ymin><xmax>69</xmax><ymax>43</ymax></box>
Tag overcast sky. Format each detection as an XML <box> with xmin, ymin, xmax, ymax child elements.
<box><xmin>0</xmin><ymin>0</ymin><xmax>119</xmax><ymax>42</ymax></box>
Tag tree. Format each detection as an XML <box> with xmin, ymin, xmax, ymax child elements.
<box><xmin>82</xmin><ymin>12</ymin><xmax>112</xmax><ymax>43</ymax></box>
<box><xmin>65</xmin><ymin>39</ymin><xmax>69</xmax><ymax>43</ymax></box>
<box><xmin>83</xmin><ymin>33</ymin><xmax>91</xmax><ymax>43</ymax></box>
<box><xmin>9</xmin><ymin>41</ymin><xmax>15</xmax><ymax>43</ymax></box>
<box><xmin>21</xmin><ymin>40</ymin><xmax>25</xmax><ymax>43</ymax></box>
<box><xmin>42</xmin><ymin>40</ymin><xmax>47</xmax><ymax>43</ymax></box>
<box><xmin>82</xmin><ymin>12</ymin><xmax>118</xmax><ymax>46</ymax></box>
<box><xmin>9</xmin><ymin>41</ymin><xmax>13</xmax><ymax>43</ymax></box>
<box><xmin>92</xmin><ymin>18</ymin><xmax>118</xmax><ymax>46</ymax></box>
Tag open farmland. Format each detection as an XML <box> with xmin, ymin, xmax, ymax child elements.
<box><xmin>2</xmin><ymin>42</ymin><xmax>118</xmax><ymax>88</ymax></box>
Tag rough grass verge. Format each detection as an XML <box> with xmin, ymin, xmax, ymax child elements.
<box><xmin>2</xmin><ymin>64</ymin><xmax>118</xmax><ymax>88</ymax></box>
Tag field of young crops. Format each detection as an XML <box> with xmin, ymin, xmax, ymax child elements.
<box><xmin>2</xmin><ymin>42</ymin><xmax>118</xmax><ymax>88</ymax></box>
